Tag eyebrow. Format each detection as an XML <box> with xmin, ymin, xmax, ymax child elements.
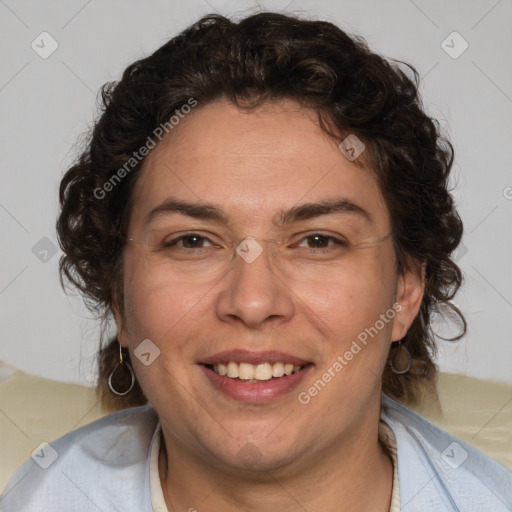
<box><xmin>145</xmin><ymin>199</ymin><xmax>229</xmax><ymax>226</ymax></box>
<box><xmin>144</xmin><ymin>197</ymin><xmax>371</xmax><ymax>227</ymax></box>
<box><xmin>277</xmin><ymin>199</ymin><xmax>371</xmax><ymax>225</ymax></box>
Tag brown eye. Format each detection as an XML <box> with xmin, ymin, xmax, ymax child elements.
<box><xmin>307</xmin><ymin>235</ymin><xmax>330</xmax><ymax>248</ymax></box>
<box><xmin>297</xmin><ymin>234</ymin><xmax>346</xmax><ymax>250</ymax></box>
<box><xmin>181</xmin><ymin>235</ymin><xmax>207</xmax><ymax>248</ymax></box>
<box><xmin>163</xmin><ymin>234</ymin><xmax>213</xmax><ymax>249</ymax></box>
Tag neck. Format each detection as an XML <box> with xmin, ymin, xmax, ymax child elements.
<box><xmin>158</xmin><ymin>415</ymin><xmax>393</xmax><ymax>512</ymax></box>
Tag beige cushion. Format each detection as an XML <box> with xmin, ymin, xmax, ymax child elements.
<box><xmin>1</xmin><ymin>362</ymin><xmax>511</xmax><ymax>492</ymax></box>
<box><xmin>0</xmin><ymin>362</ymin><xmax>107</xmax><ymax>493</ymax></box>
<box><xmin>430</xmin><ymin>373</ymin><xmax>512</xmax><ymax>470</ymax></box>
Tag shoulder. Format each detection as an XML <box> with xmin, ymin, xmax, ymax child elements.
<box><xmin>381</xmin><ymin>394</ymin><xmax>512</xmax><ymax>511</ymax></box>
<box><xmin>0</xmin><ymin>403</ymin><xmax>159</xmax><ymax>512</ymax></box>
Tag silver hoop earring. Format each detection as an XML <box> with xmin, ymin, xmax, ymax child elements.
<box><xmin>389</xmin><ymin>340</ymin><xmax>411</xmax><ymax>375</ymax></box>
<box><xmin>108</xmin><ymin>344</ymin><xmax>135</xmax><ymax>396</ymax></box>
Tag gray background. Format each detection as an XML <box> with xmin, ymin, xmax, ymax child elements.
<box><xmin>1</xmin><ymin>0</ymin><xmax>511</xmax><ymax>386</ymax></box>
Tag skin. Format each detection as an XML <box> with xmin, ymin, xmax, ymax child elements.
<box><xmin>114</xmin><ymin>98</ymin><xmax>424</xmax><ymax>511</ymax></box>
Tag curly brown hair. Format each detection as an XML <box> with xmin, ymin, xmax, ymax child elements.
<box><xmin>56</xmin><ymin>12</ymin><xmax>465</xmax><ymax>412</ymax></box>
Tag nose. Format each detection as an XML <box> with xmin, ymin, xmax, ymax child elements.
<box><xmin>215</xmin><ymin>242</ymin><xmax>295</xmax><ymax>329</ymax></box>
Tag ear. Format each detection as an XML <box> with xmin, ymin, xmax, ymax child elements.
<box><xmin>111</xmin><ymin>298</ymin><xmax>129</xmax><ymax>349</ymax></box>
<box><xmin>391</xmin><ymin>258</ymin><xmax>425</xmax><ymax>342</ymax></box>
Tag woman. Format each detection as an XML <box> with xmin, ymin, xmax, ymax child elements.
<box><xmin>2</xmin><ymin>11</ymin><xmax>511</xmax><ymax>512</ymax></box>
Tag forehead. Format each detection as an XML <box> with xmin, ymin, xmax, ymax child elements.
<box><xmin>129</xmin><ymin>98</ymin><xmax>390</xmax><ymax>233</ymax></box>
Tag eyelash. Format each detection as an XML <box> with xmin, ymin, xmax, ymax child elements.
<box><xmin>161</xmin><ymin>232</ymin><xmax>348</xmax><ymax>251</ymax></box>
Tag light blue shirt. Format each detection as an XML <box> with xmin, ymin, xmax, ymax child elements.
<box><xmin>380</xmin><ymin>395</ymin><xmax>512</xmax><ymax>510</ymax></box>
<box><xmin>1</xmin><ymin>395</ymin><xmax>511</xmax><ymax>511</ymax></box>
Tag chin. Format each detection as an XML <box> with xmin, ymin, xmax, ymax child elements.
<box><xmin>225</xmin><ymin>444</ymin><xmax>298</xmax><ymax>474</ymax></box>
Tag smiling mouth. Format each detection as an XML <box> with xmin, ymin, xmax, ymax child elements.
<box><xmin>203</xmin><ymin>361</ymin><xmax>312</xmax><ymax>382</ymax></box>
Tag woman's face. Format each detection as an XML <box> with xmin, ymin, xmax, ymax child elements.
<box><xmin>115</xmin><ymin>98</ymin><xmax>423</xmax><ymax>472</ymax></box>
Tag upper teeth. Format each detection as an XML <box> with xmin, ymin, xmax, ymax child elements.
<box><xmin>213</xmin><ymin>361</ymin><xmax>302</xmax><ymax>380</ymax></box>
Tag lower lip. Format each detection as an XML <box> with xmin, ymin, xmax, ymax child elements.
<box><xmin>199</xmin><ymin>364</ymin><xmax>313</xmax><ymax>403</ymax></box>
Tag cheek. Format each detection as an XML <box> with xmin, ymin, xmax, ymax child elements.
<box><xmin>122</xmin><ymin>260</ymin><xmax>210</xmax><ymax>341</ymax></box>
<box><xmin>299</xmin><ymin>249</ymin><xmax>397</xmax><ymax>330</ymax></box>
<box><xmin>120</xmin><ymin>268</ymin><xmax>207</xmax><ymax>402</ymax></box>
